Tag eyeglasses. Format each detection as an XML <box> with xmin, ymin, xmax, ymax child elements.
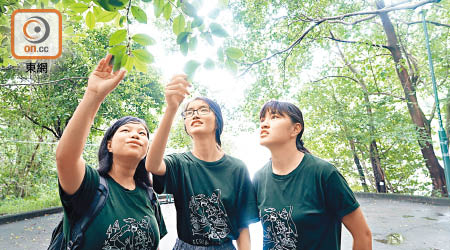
<box><xmin>181</xmin><ymin>107</ymin><xmax>211</xmax><ymax>118</ymax></box>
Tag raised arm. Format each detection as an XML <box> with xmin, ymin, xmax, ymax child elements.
<box><xmin>145</xmin><ymin>75</ymin><xmax>190</xmax><ymax>175</ymax></box>
<box><xmin>55</xmin><ymin>55</ymin><xmax>126</xmax><ymax>195</ymax></box>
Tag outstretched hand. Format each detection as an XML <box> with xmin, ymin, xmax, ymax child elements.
<box><xmin>165</xmin><ymin>74</ymin><xmax>191</xmax><ymax>109</ymax></box>
<box><xmin>86</xmin><ymin>54</ymin><xmax>127</xmax><ymax>99</ymax></box>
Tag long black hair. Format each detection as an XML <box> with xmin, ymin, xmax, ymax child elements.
<box><xmin>259</xmin><ymin>100</ymin><xmax>310</xmax><ymax>153</ymax></box>
<box><xmin>183</xmin><ymin>97</ymin><xmax>224</xmax><ymax>147</ymax></box>
<box><xmin>98</xmin><ymin>116</ymin><xmax>151</xmax><ymax>188</ymax></box>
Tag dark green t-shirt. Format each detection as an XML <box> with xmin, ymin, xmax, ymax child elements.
<box><xmin>59</xmin><ymin>165</ymin><xmax>167</xmax><ymax>250</ymax></box>
<box><xmin>253</xmin><ymin>153</ymin><xmax>359</xmax><ymax>250</ymax></box>
<box><xmin>153</xmin><ymin>152</ymin><xmax>259</xmax><ymax>246</ymax></box>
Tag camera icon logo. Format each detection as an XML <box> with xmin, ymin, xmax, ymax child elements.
<box><xmin>11</xmin><ymin>9</ymin><xmax>62</xmax><ymax>59</ymax></box>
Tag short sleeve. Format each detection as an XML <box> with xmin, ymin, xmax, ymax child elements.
<box><xmin>153</xmin><ymin>154</ymin><xmax>180</xmax><ymax>194</ymax></box>
<box><xmin>236</xmin><ymin>166</ymin><xmax>260</xmax><ymax>229</ymax></box>
<box><xmin>324</xmin><ymin>170</ymin><xmax>359</xmax><ymax>220</ymax></box>
<box><xmin>58</xmin><ymin>165</ymin><xmax>99</xmax><ymax>221</ymax></box>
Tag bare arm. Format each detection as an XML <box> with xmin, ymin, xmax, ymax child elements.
<box><xmin>342</xmin><ymin>207</ymin><xmax>372</xmax><ymax>250</ymax></box>
<box><xmin>55</xmin><ymin>55</ymin><xmax>126</xmax><ymax>195</ymax></box>
<box><xmin>235</xmin><ymin>227</ymin><xmax>251</xmax><ymax>250</ymax></box>
<box><xmin>145</xmin><ymin>75</ymin><xmax>190</xmax><ymax>175</ymax></box>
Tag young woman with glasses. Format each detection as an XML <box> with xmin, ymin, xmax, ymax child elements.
<box><xmin>146</xmin><ymin>75</ymin><xmax>259</xmax><ymax>250</ymax></box>
<box><xmin>253</xmin><ymin>100</ymin><xmax>372</xmax><ymax>250</ymax></box>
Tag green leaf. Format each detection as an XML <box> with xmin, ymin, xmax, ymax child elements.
<box><xmin>70</xmin><ymin>3</ymin><xmax>89</xmax><ymax>13</ymax></box>
<box><xmin>184</xmin><ymin>60</ymin><xmax>200</xmax><ymax>79</ymax></box>
<box><xmin>62</xmin><ymin>0</ymin><xmax>75</xmax><ymax>8</ymax></box>
<box><xmin>131</xmin><ymin>6</ymin><xmax>147</xmax><ymax>24</ymax></box>
<box><xmin>94</xmin><ymin>0</ymin><xmax>128</xmax><ymax>11</ymax></box>
<box><xmin>113</xmin><ymin>52</ymin><xmax>124</xmax><ymax>72</ymax></box>
<box><xmin>5</xmin><ymin>57</ymin><xmax>18</xmax><ymax>67</ymax></box>
<box><xmin>180</xmin><ymin>42</ymin><xmax>188</xmax><ymax>56</ymax></box>
<box><xmin>163</xmin><ymin>2</ymin><xmax>172</xmax><ymax>20</ymax></box>
<box><xmin>134</xmin><ymin>56</ymin><xmax>148</xmax><ymax>73</ymax></box>
<box><xmin>124</xmin><ymin>55</ymin><xmax>135</xmax><ymax>72</ymax></box>
<box><xmin>121</xmin><ymin>54</ymin><xmax>128</xmax><ymax>67</ymax></box>
<box><xmin>208</xmin><ymin>8</ymin><xmax>220</xmax><ymax>19</ymax></box>
<box><xmin>93</xmin><ymin>6</ymin><xmax>102</xmax><ymax>16</ymax></box>
<box><xmin>210</xmin><ymin>23</ymin><xmax>228</xmax><ymax>37</ymax></box>
<box><xmin>64</xmin><ymin>26</ymin><xmax>74</xmax><ymax>35</ymax></box>
<box><xmin>203</xmin><ymin>58</ymin><xmax>215</xmax><ymax>70</ymax></box>
<box><xmin>173</xmin><ymin>15</ymin><xmax>185</xmax><ymax>35</ymax></box>
<box><xmin>225</xmin><ymin>47</ymin><xmax>243</xmax><ymax>60</ymax></box>
<box><xmin>192</xmin><ymin>17</ymin><xmax>203</xmax><ymax>28</ymax></box>
<box><xmin>85</xmin><ymin>11</ymin><xmax>95</xmax><ymax>30</ymax></box>
<box><xmin>50</xmin><ymin>0</ymin><xmax>59</xmax><ymax>4</ymax></box>
<box><xmin>141</xmin><ymin>0</ymin><xmax>151</xmax><ymax>2</ymax></box>
<box><xmin>97</xmin><ymin>10</ymin><xmax>118</xmax><ymax>22</ymax></box>
<box><xmin>188</xmin><ymin>36</ymin><xmax>197</xmax><ymax>50</ymax></box>
<box><xmin>176</xmin><ymin>32</ymin><xmax>190</xmax><ymax>44</ymax></box>
<box><xmin>132</xmin><ymin>34</ymin><xmax>155</xmax><ymax>46</ymax></box>
<box><xmin>225</xmin><ymin>59</ymin><xmax>237</xmax><ymax>73</ymax></box>
<box><xmin>119</xmin><ymin>16</ymin><xmax>126</xmax><ymax>27</ymax></box>
<box><xmin>132</xmin><ymin>49</ymin><xmax>154</xmax><ymax>63</ymax></box>
<box><xmin>153</xmin><ymin>0</ymin><xmax>164</xmax><ymax>17</ymax></box>
<box><xmin>109</xmin><ymin>29</ymin><xmax>127</xmax><ymax>46</ymax></box>
<box><xmin>181</xmin><ymin>2</ymin><xmax>197</xmax><ymax>17</ymax></box>
<box><xmin>109</xmin><ymin>45</ymin><xmax>126</xmax><ymax>55</ymax></box>
<box><xmin>200</xmin><ymin>32</ymin><xmax>214</xmax><ymax>45</ymax></box>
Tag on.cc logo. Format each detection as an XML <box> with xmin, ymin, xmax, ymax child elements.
<box><xmin>11</xmin><ymin>9</ymin><xmax>62</xmax><ymax>59</ymax></box>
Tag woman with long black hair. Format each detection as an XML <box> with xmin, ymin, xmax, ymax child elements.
<box><xmin>254</xmin><ymin>100</ymin><xmax>372</xmax><ymax>250</ymax></box>
<box><xmin>146</xmin><ymin>75</ymin><xmax>259</xmax><ymax>249</ymax></box>
<box><xmin>55</xmin><ymin>55</ymin><xmax>166</xmax><ymax>249</ymax></box>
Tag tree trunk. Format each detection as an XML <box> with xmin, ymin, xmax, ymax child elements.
<box><xmin>349</xmin><ymin>139</ymin><xmax>370</xmax><ymax>192</ymax></box>
<box><xmin>376</xmin><ymin>0</ymin><xmax>447</xmax><ymax>196</ymax></box>
<box><xmin>335</xmin><ymin>41</ymin><xmax>387</xmax><ymax>193</ymax></box>
<box><xmin>369</xmin><ymin>140</ymin><xmax>387</xmax><ymax>192</ymax></box>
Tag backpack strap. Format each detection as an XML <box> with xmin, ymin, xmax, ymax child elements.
<box><xmin>145</xmin><ymin>187</ymin><xmax>161</xmax><ymax>226</ymax></box>
<box><xmin>67</xmin><ymin>176</ymin><xmax>109</xmax><ymax>250</ymax></box>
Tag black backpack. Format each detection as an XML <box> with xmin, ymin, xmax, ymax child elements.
<box><xmin>48</xmin><ymin>176</ymin><xmax>160</xmax><ymax>250</ymax></box>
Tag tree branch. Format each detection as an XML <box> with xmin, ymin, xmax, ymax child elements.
<box><xmin>239</xmin><ymin>0</ymin><xmax>438</xmax><ymax>76</ymax></box>
<box><xmin>311</xmin><ymin>75</ymin><xmax>360</xmax><ymax>84</ymax></box>
<box><xmin>328</xmin><ymin>14</ymin><xmax>377</xmax><ymax>25</ymax></box>
<box><xmin>0</xmin><ymin>77</ymin><xmax>88</xmax><ymax>87</ymax></box>
<box><xmin>314</xmin><ymin>0</ymin><xmax>437</xmax><ymax>22</ymax></box>
<box><xmin>407</xmin><ymin>20</ymin><xmax>450</xmax><ymax>28</ymax></box>
<box><xmin>239</xmin><ymin>21</ymin><xmax>323</xmax><ymax>77</ymax></box>
<box><xmin>369</xmin><ymin>92</ymin><xmax>406</xmax><ymax>101</ymax></box>
<box><xmin>324</xmin><ymin>36</ymin><xmax>390</xmax><ymax>49</ymax></box>
<box><xmin>23</xmin><ymin>113</ymin><xmax>60</xmax><ymax>139</ymax></box>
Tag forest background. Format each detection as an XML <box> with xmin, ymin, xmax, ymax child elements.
<box><xmin>0</xmin><ymin>0</ymin><xmax>449</xmax><ymax>215</ymax></box>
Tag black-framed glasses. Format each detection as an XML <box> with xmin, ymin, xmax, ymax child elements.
<box><xmin>181</xmin><ymin>107</ymin><xmax>211</xmax><ymax>118</ymax></box>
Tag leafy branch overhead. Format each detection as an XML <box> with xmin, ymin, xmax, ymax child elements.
<box><xmin>0</xmin><ymin>0</ymin><xmax>244</xmax><ymax>77</ymax></box>
<box><xmin>239</xmin><ymin>0</ymin><xmax>442</xmax><ymax>77</ymax></box>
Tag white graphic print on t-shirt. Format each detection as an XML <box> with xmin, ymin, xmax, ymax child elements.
<box><xmin>189</xmin><ymin>189</ymin><xmax>231</xmax><ymax>245</ymax></box>
<box><xmin>261</xmin><ymin>206</ymin><xmax>298</xmax><ymax>250</ymax></box>
<box><xmin>103</xmin><ymin>216</ymin><xmax>155</xmax><ymax>249</ymax></box>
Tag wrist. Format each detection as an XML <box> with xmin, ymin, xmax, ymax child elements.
<box><xmin>83</xmin><ymin>89</ymin><xmax>106</xmax><ymax>104</ymax></box>
<box><xmin>165</xmin><ymin>105</ymin><xmax>179</xmax><ymax>113</ymax></box>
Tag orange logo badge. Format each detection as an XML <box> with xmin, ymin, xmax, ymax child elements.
<box><xmin>11</xmin><ymin>9</ymin><xmax>62</xmax><ymax>59</ymax></box>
